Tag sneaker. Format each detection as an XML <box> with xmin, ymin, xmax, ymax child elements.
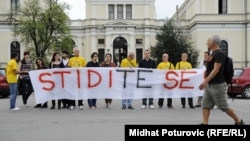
<box><xmin>195</xmin><ymin>105</ymin><xmax>201</xmax><ymax>107</ymax></box>
<box><xmin>128</xmin><ymin>106</ymin><xmax>134</xmax><ymax>109</ymax></box>
<box><xmin>168</xmin><ymin>106</ymin><xmax>174</xmax><ymax>109</ymax></box>
<box><xmin>34</xmin><ymin>104</ymin><xmax>41</xmax><ymax>108</ymax></box>
<box><xmin>140</xmin><ymin>105</ymin><xmax>146</xmax><ymax>109</ymax></box>
<box><xmin>190</xmin><ymin>106</ymin><xmax>195</xmax><ymax>109</ymax></box>
<box><xmin>149</xmin><ymin>105</ymin><xmax>155</xmax><ymax>109</ymax></box>
<box><xmin>11</xmin><ymin>107</ymin><xmax>20</xmax><ymax>111</ymax></box>
<box><xmin>24</xmin><ymin>104</ymin><xmax>29</xmax><ymax>108</ymax></box>
<box><xmin>107</xmin><ymin>105</ymin><xmax>111</xmax><ymax>109</ymax></box>
<box><xmin>79</xmin><ymin>105</ymin><xmax>84</xmax><ymax>110</ymax></box>
<box><xmin>122</xmin><ymin>106</ymin><xmax>126</xmax><ymax>109</ymax></box>
<box><xmin>69</xmin><ymin>106</ymin><xmax>74</xmax><ymax>110</ymax></box>
<box><xmin>50</xmin><ymin>106</ymin><xmax>55</xmax><ymax>110</ymax></box>
<box><xmin>235</xmin><ymin>119</ymin><xmax>245</xmax><ymax>125</ymax></box>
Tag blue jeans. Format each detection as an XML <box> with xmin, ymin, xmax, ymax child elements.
<box><xmin>9</xmin><ymin>83</ymin><xmax>18</xmax><ymax>109</ymax></box>
<box><xmin>122</xmin><ymin>99</ymin><xmax>133</xmax><ymax>107</ymax></box>
<box><xmin>88</xmin><ymin>99</ymin><xmax>97</xmax><ymax>107</ymax></box>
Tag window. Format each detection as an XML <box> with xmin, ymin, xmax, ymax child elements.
<box><xmin>136</xmin><ymin>39</ymin><xmax>143</xmax><ymax>45</ymax></box>
<box><xmin>98</xmin><ymin>39</ymin><xmax>105</xmax><ymax>44</ymax></box>
<box><xmin>11</xmin><ymin>0</ymin><xmax>20</xmax><ymax>14</ymax></box>
<box><xmin>126</xmin><ymin>5</ymin><xmax>132</xmax><ymax>19</ymax></box>
<box><xmin>10</xmin><ymin>41</ymin><xmax>20</xmax><ymax>61</ymax></box>
<box><xmin>109</xmin><ymin>5</ymin><xmax>114</xmax><ymax>19</ymax></box>
<box><xmin>117</xmin><ymin>5</ymin><xmax>123</xmax><ymax>19</ymax></box>
<box><xmin>219</xmin><ymin>0</ymin><xmax>227</xmax><ymax>14</ymax></box>
<box><xmin>220</xmin><ymin>40</ymin><xmax>228</xmax><ymax>56</ymax></box>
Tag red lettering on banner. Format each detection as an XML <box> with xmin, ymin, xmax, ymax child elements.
<box><xmin>53</xmin><ymin>71</ymin><xmax>71</xmax><ymax>88</ymax></box>
<box><xmin>77</xmin><ymin>70</ymin><xmax>80</xmax><ymax>88</ymax></box>
<box><xmin>39</xmin><ymin>73</ymin><xmax>55</xmax><ymax>91</ymax></box>
<box><xmin>179</xmin><ymin>71</ymin><xmax>196</xmax><ymax>89</ymax></box>
<box><xmin>88</xmin><ymin>70</ymin><xmax>102</xmax><ymax>88</ymax></box>
<box><xmin>109</xmin><ymin>70</ymin><xmax>112</xmax><ymax>88</ymax></box>
<box><xmin>163</xmin><ymin>71</ymin><xmax>178</xmax><ymax>89</ymax></box>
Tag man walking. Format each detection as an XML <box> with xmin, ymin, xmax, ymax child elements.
<box><xmin>198</xmin><ymin>35</ymin><xmax>245</xmax><ymax>125</ymax></box>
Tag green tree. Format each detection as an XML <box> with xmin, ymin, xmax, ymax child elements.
<box><xmin>11</xmin><ymin>0</ymin><xmax>72</xmax><ymax>61</ymax></box>
<box><xmin>150</xmin><ymin>19</ymin><xmax>199</xmax><ymax>68</ymax></box>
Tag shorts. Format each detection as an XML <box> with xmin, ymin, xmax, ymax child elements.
<box><xmin>202</xmin><ymin>82</ymin><xmax>229</xmax><ymax>112</ymax></box>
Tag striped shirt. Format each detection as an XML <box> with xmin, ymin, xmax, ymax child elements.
<box><xmin>20</xmin><ymin>59</ymin><xmax>32</xmax><ymax>79</ymax></box>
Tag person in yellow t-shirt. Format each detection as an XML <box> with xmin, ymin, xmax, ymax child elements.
<box><xmin>157</xmin><ymin>53</ymin><xmax>175</xmax><ymax>109</ymax></box>
<box><xmin>175</xmin><ymin>53</ymin><xmax>195</xmax><ymax>109</ymax></box>
<box><xmin>6</xmin><ymin>52</ymin><xmax>27</xmax><ymax>111</ymax></box>
<box><xmin>68</xmin><ymin>47</ymin><xmax>86</xmax><ymax>110</ymax></box>
<box><xmin>120</xmin><ymin>52</ymin><xmax>137</xmax><ymax>109</ymax></box>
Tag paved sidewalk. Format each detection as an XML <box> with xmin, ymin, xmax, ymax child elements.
<box><xmin>0</xmin><ymin>94</ymin><xmax>249</xmax><ymax>141</ymax></box>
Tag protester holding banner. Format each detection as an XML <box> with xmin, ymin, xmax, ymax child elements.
<box><xmin>157</xmin><ymin>53</ymin><xmax>175</xmax><ymax>109</ymax></box>
<box><xmin>139</xmin><ymin>49</ymin><xmax>156</xmax><ymax>109</ymax></box>
<box><xmin>100</xmin><ymin>53</ymin><xmax>116</xmax><ymax>109</ymax></box>
<box><xmin>120</xmin><ymin>52</ymin><xmax>137</xmax><ymax>109</ymax></box>
<box><xmin>68</xmin><ymin>47</ymin><xmax>87</xmax><ymax>110</ymax></box>
<box><xmin>195</xmin><ymin>51</ymin><xmax>210</xmax><ymax>108</ymax></box>
<box><xmin>175</xmin><ymin>53</ymin><xmax>195</xmax><ymax>109</ymax></box>
<box><xmin>61</xmin><ymin>50</ymin><xmax>70</xmax><ymax>109</ymax></box>
<box><xmin>86</xmin><ymin>52</ymin><xmax>100</xmax><ymax>109</ymax></box>
<box><xmin>18</xmin><ymin>51</ymin><xmax>33</xmax><ymax>107</ymax></box>
<box><xmin>49</xmin><ymin>52</ymin><xmax>64</xmax><ymax>110</ymax></box>
<box><xmin>34</xmin><ymin>57</ymin><xmax>49</xmax><ymax>108</ymax></box>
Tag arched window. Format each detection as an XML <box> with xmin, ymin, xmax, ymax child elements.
<box><xmin>220</xmin><ymin>40</ymin><xmax>228</xmax><ymax>56</ymax></box>
<box><xmin>10</xmin><ymin>41</ymin><xmax>21</xmax><ymax>61</ymax></box>
<box><xmin>113</xmin><ymin>37</ymin><xmax>128</xmax><ymax>65</ymax></box>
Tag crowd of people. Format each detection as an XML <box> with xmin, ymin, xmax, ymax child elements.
<box><xmin>4</xmin><ymin>35</ymin><xmax>245</xmax><ymax>125</ymax></box>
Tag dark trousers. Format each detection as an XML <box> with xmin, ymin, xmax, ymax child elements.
<box><xmin>181</xmin><ymin>97</ymin><xmax>193</xmax><ymax>107</ymax></box>
<box><xmin>88</xmin><ymin>99</ymin><xmax>97</xmax><ymax>107</ymax></box>
<box><xmin>142</xmin><ymin>98</ymin><xmax>153</xmax><ymax>106</ymax></box>
<box><xmin>158</xmin><ymin>98</ymin><xmax>172</xmax><ymax>107</ymax></box>
<box><xmin>52</xmin><ymin>100</ymin><xmax>62</xmax><ymax>108</ymax></box>
<box><xmin>62</xmin><ymin>99</ymin><xmax>70</xmax><ymax>108</ymax></box>
<box><xmin>20</xmin><ymin>79</ymin><xmax>33</xmax><ymax>105</ymax></box>
<box><xmin>105</xmin><ymin>99</ymin><xmax>112</xmax><ymax>104</ymax></box>
<box><xmin>69</xmin><ymin>100</ymin><xmax>83</xmax><ymax>107</ymax></box>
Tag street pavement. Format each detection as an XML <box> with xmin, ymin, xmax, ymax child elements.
<box><xmin>0</xmin><ymin>94</ymin><xmax>249</xmax><ymax>141</ymax></box>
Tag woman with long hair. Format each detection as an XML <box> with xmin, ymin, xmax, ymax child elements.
<box><xmin>100</xmin><ymin>53</ymin><xmax>116</xmax><ymax>108</ymax></box>
<box><xmin>34</xmin><ymin>57</ymin><xmax>49</xmax><ymax>108</ymax></box>
<box><xmin>49</xmin><ymin>53</ymin><xmax>63</xmax><ymax>110</ymax></box>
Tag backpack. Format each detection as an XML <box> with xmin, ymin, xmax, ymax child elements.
<box><xmin>224</xmin><ymin>56</ymin><xmax>234</xmax><ymax>85</ymax></box>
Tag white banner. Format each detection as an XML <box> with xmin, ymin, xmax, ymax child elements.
<box><xmin>29</xmin><ymin>68</ymin><xmax>205</xmax><ymax>104</ymax></box>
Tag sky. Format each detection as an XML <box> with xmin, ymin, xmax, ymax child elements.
<box><xmin>58</xmin><ymin>0</ymin><xmax>185</xmax><ymax>20</ymax></box>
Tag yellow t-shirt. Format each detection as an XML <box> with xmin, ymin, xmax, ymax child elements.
<box><xmin>120</xmin><ymin>58</ymin><xmax>137</xmax><ymax>68</ymax></box>
<box><xmin>175</xmin><ymin>61</ymin><xmax>192</xmax><ymax>70</ymax></box>
<box><xmin>68</xmin><ymin>56</ymin><xmax>86</xmax><ymax>68</ymax></box>
<box><xmin>157</xmin><ymin>62</ymin><xmax>174</xmax><ymax>70</ymax></box>
<box><xmin>6</xmin><ymin>59</ymin><xmax>18</xmax><ymax>83</ymax></box>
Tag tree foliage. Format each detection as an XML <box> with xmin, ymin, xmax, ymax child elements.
<box><xmin>150</xmin><ymin>19</ymin><xmax>200</xmax><ymax>68</ymax></box>
<box><xmin>11</xmin><ymin>0</ymin><xmax>73</xmax><ymax>61</ymax></box>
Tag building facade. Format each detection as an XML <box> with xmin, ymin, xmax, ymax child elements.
<box><xmin>173</xmin><ymin>0</ymin><xmax>250</xmax><ymax>67</ymax></box>
<box><xmin>0</xmin><ymin>0</ymin><xmax>165</xmax><ymax>67</ymax></box>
